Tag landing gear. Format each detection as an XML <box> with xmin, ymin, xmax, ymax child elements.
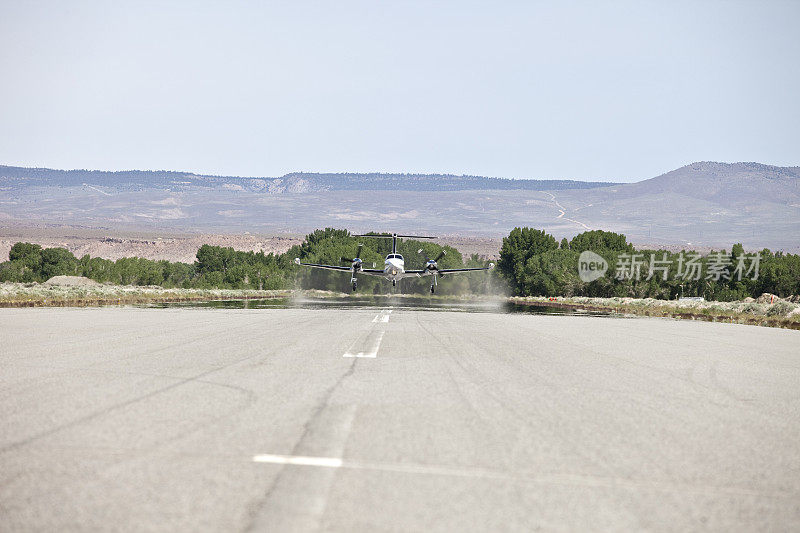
<box><xmin>392</xmin><ymin>279</ymin><xmax>396</xmax><ymax>287</ymax></box>
<box><xmin>430</xmin><ymin>284</ymin><xmax>435</xmax><ymax>294</ymax></box>
<box><xmin>430</xmin><ymin>274</ymin><xmax>438</xmax><ymax>294</ymax></box>
<box><xmin>351</xmin><ymin>277</ymin><xmax>357</xmax><ymax>292</ymax></box>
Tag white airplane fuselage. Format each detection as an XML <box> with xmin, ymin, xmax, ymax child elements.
<box><xmin>294</xmin><ymin>232</ymin><xmax>492</xmax><ymax>293</ymax></box>
<box><xmin>383</xmin><ymin>254</ymin><xmax>407</xmax><ymax>280</ymax></box>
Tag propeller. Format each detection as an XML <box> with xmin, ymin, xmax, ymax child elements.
<box><xmin>418</xmin><ymin>248</ymin><xmax>446</xmax><ymax>272</ymax></box>
<box><xmin>340</xmin><ymin>243</ymin><xmax>364</xmax><ymax>269</ymax></box>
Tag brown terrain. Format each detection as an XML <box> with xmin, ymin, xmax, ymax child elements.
<box><xmin>0</xmin><ymin>226</ymin><xmax>303</xmax><ymax>263</ymax></box>
<box><xmin>2</xmin><ymin>161</ymin><xmax>799</xmax><ymax>258</ymax></box>
<box><xmin>0</xmin><ymin>226</ymin><xmax>504</xmax><ymax>263</ymax></box>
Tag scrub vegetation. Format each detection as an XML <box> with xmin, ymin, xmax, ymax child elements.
<box><xmin>497</xmin><ymin>228</ymin><xmax>800</xmax><ymax>301</ymax></box>
<box><xmin>511</xmin><ymin>295</ymin><xmax>800</xmax><ymax>329</ymax></box>
<box><xmin>0</xmin><ymin>228</ymin><xmax>495</xmax><ymax>295</ymax></box>
<box><xmin>0</xmin><ymin>283</ymin><xmax>290</xmax><ymax>307</ymax></box>
<box><xmin>2</xmin><ymin>227</ymin><xmax>798</xmax><ymax>307</ymax></box>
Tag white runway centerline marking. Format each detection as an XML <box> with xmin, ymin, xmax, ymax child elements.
<box><xmin>251</xmin><ymin>454</ymin><xmax>790</xmax><ymax>497</ymax></box>
<box><xmin>253</xmin><ymin>454</ymin><xmax>343</xmax><ymax>468</ymax></box>
<box><xmin>343</xmin><ymin>309</ymin><xmax>392</xmax><ymax>358</ymax></box>
<box><xmin>371</xmin><ymin>309</ymin><xmax>392</xmax><ymax>323</ymax></box>
<box><xmin>343</xmin><ymin>330</ymin><xmax>385</xmax><ymax>358</ymax></box>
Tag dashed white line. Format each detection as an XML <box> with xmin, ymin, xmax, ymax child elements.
<box><xmin>251</xmin><ymin>454</ymin><xmax>790</xmax><ymax>497</ymax></box>
<box><xmin>342</xmin><ymin>309</ymin><xmax>392</xmax><ymax>358</ymax></box>
<box><xmin>251</xmin><ymin>453</ymin><xmax>503</xmax><ymax>477</ymax></box>
<box><xmin>371</xmin><ymin>309</ymin><xmax>392</xmax><ymax>323</ymax></box>
<box><xmin>253</xmin><ymin>454</ymin><xmax>343</xmax><ymax>468</ymax></box>
<box><xmin>344</xmin><ymin>310</ymin><xmax>392</xmax><ymax>358</ymax></box>
<box><xmin>343</xmin><ymin>330</ymin><xmax>385</xmax><ymax>358</ymax></box>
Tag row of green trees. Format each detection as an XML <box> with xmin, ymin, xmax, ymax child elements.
<box><xmin>2</xmin><ymin>227</ymin><xmax>797</xmax><ymax>299</ymax></box>
<box><xmin>0</xmin><ymin>229</ymin><xmax>496</xmax><ymax>294</ymax></box>
<box><xmin>285</xmin><ymin>228</ymin><xmax>495</xmax><ymax>294</ymax></box>
<box><xmin>496</xmin><ymin>228</ymin><xmax>800</xmax><ymax>300</ymax></box>
<box><xmin>0</xmin><ymin>242</ymin><xmax>296</xmax><ymax>290</ymax></box>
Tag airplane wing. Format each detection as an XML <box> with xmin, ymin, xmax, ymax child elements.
<box><xmin>294</xmin><ymin>259</ymin><xmax>388</xmax><ymax>276</ymax></box>
<box><xmin>438</xmin><ymin>265</ymin><xmax>495</xmax><ymax>275</ymax></box>
<box><xmin>360</xmin><ymin>269</ymin><xmax>387</xmax><ymax>276</ymax></box>
<box><xmin>403</xmin><ymin>265</ymin><xmax>495</xmax><ymax>276</ymax></box>
<box><xmin>294</xmin><ymin>260</ymin><xmax>352</xmax><ymax>272</ymax></box>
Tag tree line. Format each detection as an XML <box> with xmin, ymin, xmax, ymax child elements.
<box><xmin>2</xmin><ymin>227</ymin><xmax>797</xmax><ymax>299</ymax></box>
<box><xmin>0</xmin><ymin>228</ymin><xmax>495</xmax><ymax>295</ymax></box>
<box><xmin>0</xmin><ymin>241</ymin><xmax>295</xmax><ymax>290</ymax></box>
<box><xmin>496</xmin><ymin>228</ymin><xmax>800</xmax><ymax>300</ymax></box>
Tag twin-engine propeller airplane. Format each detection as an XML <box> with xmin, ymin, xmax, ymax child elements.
<box><xmin>294</xmin><ymin>233</ymin><xmax>494</xmax><ymax>293</ymax></box>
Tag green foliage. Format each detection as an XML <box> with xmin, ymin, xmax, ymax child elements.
<box><xmin>1</xmin><ymin>244</ymin><xmax>78</xmax><ymax>282</ymax></box>
<box><xmin>569</xmin><ymin>230</ymin><xmax>633</xmax><ymax>253</ymax></box>
<box><xmin>9</xmin><ymin>242</ymin><xmax>43</xmax><ymax>264</ymax></box>
<box><xmin>519</xmin><ymin>249</ymin><xmax>581</xmax><ymax>296</ymax></box>
<box><xmin>497</xmin><ymin>227</ymin><xmax>558</xmax><ymax>294</ymax></box>
<box><xmin>4</xmin><ymin>242</ymin><xmax>43</xmax><ymax>282</ymax></box>
<box><xmin>40</xmin><ymin>247</ymin><xmax>79</xmax><ymax>279</ymax></box>
<box><xmin>1</xmin><ymin>244</ymin><xmax>200</xmax><ymax>287</ymax></box>
<box><xmin>289</xmin><ymin>228</ymin><xmax>486</xmax><ymax>294</ymax></box>
<box><xmin>498</xmin><ymin>229</ymin><xmax>800</xmax><ymax>300</ymax></box>
<box><xmin>0</xmin><ymin>260</ymin><xmax>34</xmax><ymax>283</ymax></box>
<box><xmin>5</xmin><ymin>226</ymin><xmax>793</xmax><ymax>300</ymax></box>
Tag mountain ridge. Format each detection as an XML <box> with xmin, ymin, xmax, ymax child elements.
<box><xmin>0</xmin><ymin>165</ymin><xmax>619</xmax><ymax>193</ymax></box>
<box><xmin>1</xmin><ymin>161</ymin><xmax>798</xmax><ymax>250</ymax></box>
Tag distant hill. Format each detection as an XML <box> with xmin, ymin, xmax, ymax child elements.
<box><xmin>598</xmin><ymin>162</ymin><xmax>800</xmax><ymax>206</ymax></box>
<box><xmin>553</xmin><ymin>162</ymin><xmax>800</xmax><ymax>250</ymax></box>
<box><xmin>0</xmin><ymin>166</ymin><xmax>617</xmax><ymax>193</ymax></box>
<box><xmin>1</xmin><ymin>161</ymin><xmax>798</xmax><ymax>251</ymax></box>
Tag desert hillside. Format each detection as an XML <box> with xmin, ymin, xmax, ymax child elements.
<box><xmin>1</xmin><ymin>162</ymin><xmax>798</xmax><ymax>251</ymax></box>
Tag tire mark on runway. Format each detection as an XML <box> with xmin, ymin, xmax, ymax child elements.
<box><xmin>249</xmin><ymin>453</ymin><xmax>795</xmax><ymax>500</ymax></box>
<box><xmin>539</xmin><ymin>319</ymin><xmax>785</xmax><ymax>419</ymax></box>
<box><xmin>0</xmin><ymin>315</ymin><xmax>327</xmax><ymax>509</ymax></box>
<box><xmin>1</xmin><ymin>365</ymin><xmax>237</xmax><ymax>454</ymax></box>
<box><xmin>412</xmin><ymin>313</ymin><xmax>495</xmax><ymax>426</ymax></box>
<box><xmin>245</xmin><ymin>358</ymin><xmax>359</xmax><ymax>532</ymax></box>
<box><xmin>0</xmin><ymin>314</ymin><xmax>232</xmax><ymax>396</ymax></box>
<box><xmin>0</xmin><ymin>315</ymin><xmax>319</xmax><ymax>454</ymax></box>
<box><xmin>245</xmin><ymin>310</ymin><xmax>387</xmax><ymax>531</ymax></box>
<box><xmin>410</xmin><ymin>312</ymin><xmax>599</xmax><ymax>480</ymax></box>
<box><xmin>414</xmin><ymin>313</ymin><xmax>610</xmax><ymax>476</ymax></box>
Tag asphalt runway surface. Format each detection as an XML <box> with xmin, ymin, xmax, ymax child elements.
<box><xmin>1</xmin><ymin>305</ymin><xmax>799</xmax><ymax>531</ymax></box>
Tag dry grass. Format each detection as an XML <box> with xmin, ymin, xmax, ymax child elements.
<box><xmin>5</xmin><ymin>281</ymin><xmax>799</xmax><ymax>331</ymax></box>
<box><xmin>0</xmin><ymin>282</ymin><xmax>291</xmax><ymax>307</ymax></box>
<box><xmin>510</xmin><ymin>296</ymin><xmax>800</xmax><ymax>330</ymax></box>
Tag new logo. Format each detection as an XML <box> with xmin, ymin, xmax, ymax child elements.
<box><xmin>578</xmin><ymin>251</ymin><xmax>608</xmax><ymax>282</ymax></box>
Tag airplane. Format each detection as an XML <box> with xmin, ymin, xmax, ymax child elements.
<box><xmin>294</xmin><ymin>233</ymin><xmax>494</xmax><ymax>293</ymax></box>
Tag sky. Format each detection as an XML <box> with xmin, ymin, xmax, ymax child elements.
<box><xmin>1</xmin><ymin>1</ymin><xmax>798</xmax><ymax>183</ymax></box>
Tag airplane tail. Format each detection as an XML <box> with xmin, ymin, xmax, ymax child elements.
<box><xmin>353</xmin><ymin>233</ymin><xmax>436</xmax><ymax>254</ymax></box>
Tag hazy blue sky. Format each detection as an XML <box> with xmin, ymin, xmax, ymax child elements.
<box><xmin>1</xmin><ymin>1</ymin><xmax>798</xmax><ymax>182</ymax></box>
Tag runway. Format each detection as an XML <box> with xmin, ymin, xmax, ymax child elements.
<box><xmin>1</xmin><ymin>306</ymin><xmax>799</xmax><ymax>531</ymax></box>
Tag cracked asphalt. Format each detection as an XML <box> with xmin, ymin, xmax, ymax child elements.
<box><xmin>1</xmin><ymin>306</ymin><xmax>799</xmax><ymax>531</ymax></box>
